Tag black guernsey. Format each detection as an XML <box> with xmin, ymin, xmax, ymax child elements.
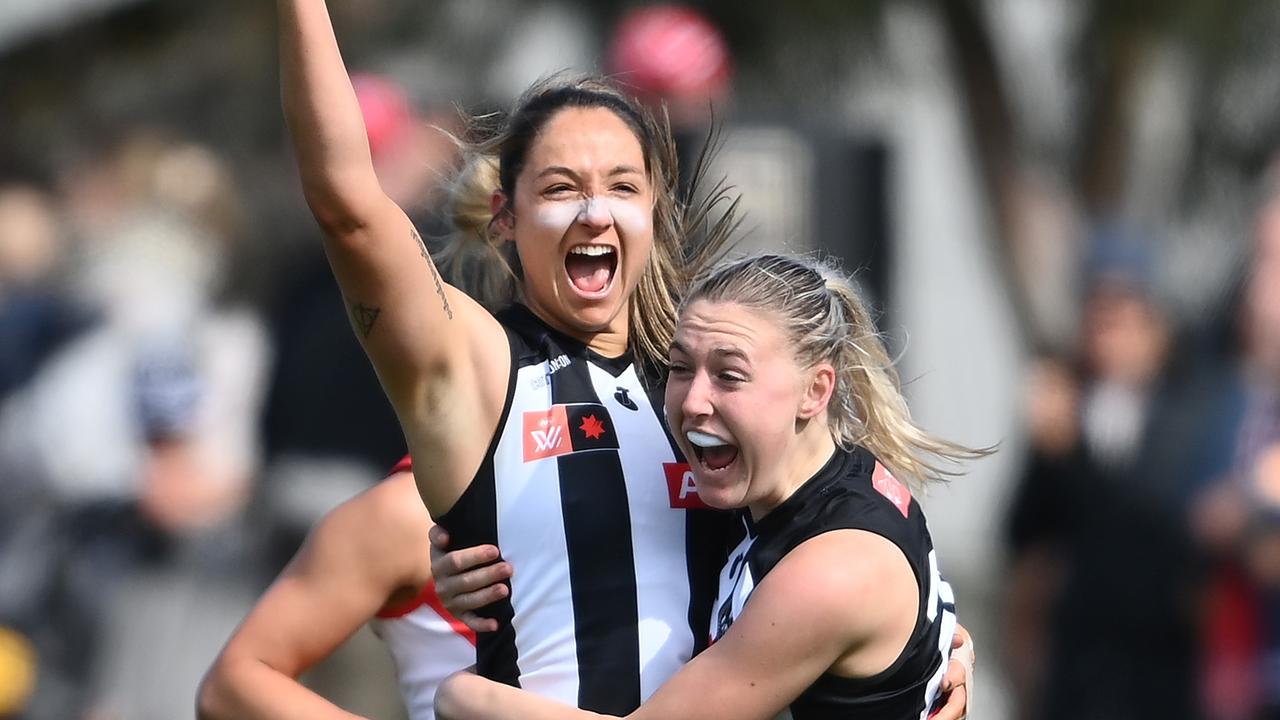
<box><xmin>710</xmin><ymin>446</ymin><xmax>957</xmax><ymax>720</ymax></box>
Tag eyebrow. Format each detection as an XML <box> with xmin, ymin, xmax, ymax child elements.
<box><xmin>711</xmin><ymin>346</ymin><xmax>751</xmax><ymax>362</ymax></box>
<box><xmin>536</xmin><ymin>166</ymin><xmax>582</xmax><ymax>181</ymax></box>
<box><xmin>668</xmin><ymin>341</ymin><xmax>750</xmax><ymax>362</ymax></box>
<box><xmin>534</xmin><ymin>165</ymin><xmax>644</xmax><ymax>180</ymax></box>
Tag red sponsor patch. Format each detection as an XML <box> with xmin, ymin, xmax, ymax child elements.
<box><xmin>872</xmin><ymin>462</ymin><xmax>911</xmax><ymax>518</ymax></box>
<box><xmin>664</xmin><ymin>462</ymin><xmax>711</xmax><ymax>509</ymax></box>
<box><xmin>523</xmin><ymin>406</ymin><xmax>571</xmax><ymax>462</ymax></box>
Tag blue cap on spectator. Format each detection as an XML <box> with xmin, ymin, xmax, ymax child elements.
<box><xmin>1085</xmin><ymin>220</ymin><xmax>1156</xmax><ymax>296</ymax></box>
<box><xmin>133</xmin><ymin>336</ymin><xmax>202</xmax><ymax>441</ymax></box>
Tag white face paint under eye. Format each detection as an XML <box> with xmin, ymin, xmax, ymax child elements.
<box><xmin>532</xmin><ymin>200</ymin><xmax>583</xmax><ymax>235</ymax></box>
<box><xmin>530</xmin><ymin>195</ymin><xmax>649</xmax><ymax>237</ymax></box>
<box><xmin>603</xmin><ymin>197</ymin><xmax>650</xmax><ymax>237</ymax></box>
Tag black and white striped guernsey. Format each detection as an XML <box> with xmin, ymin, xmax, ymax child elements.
<box><xmin>710</xmin><ymin>446</ymin><xmax>957</xmax><ymax>720</ymax></box>
<box><xmin>436</xmin><ymin>304</ymin><xmax>730</xmax><ymax>714</ymax></box>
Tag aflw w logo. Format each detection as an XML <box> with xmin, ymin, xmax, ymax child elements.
<box><xmin>530</xmin><ymin>424</ymin><xmax>563</xmax><ymax>452</ymax></box>
<box><xmin>522</xmin><ymin>405</ymin><xmax>573</xmax><ymax>462</ymax></box>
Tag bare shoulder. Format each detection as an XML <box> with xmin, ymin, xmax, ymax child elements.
<box><xmin>304</xmin><ymin>471</ymin><xmax>433</xmax><ymax>590</ymax></box>
<box><xmin>357</xmin><ymin>470</ymin><xmax>434</xmax><ymax>534</ymax></box>
<box><xmin>765</xmin><ymin>529</ymin><xmax>917</xmax><ymax>632</ymax></box>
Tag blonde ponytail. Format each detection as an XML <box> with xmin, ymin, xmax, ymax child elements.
<box><xmin>434</xmin><ymin>152</ymin><xmax>523</xmax><ymax>311</ymax></box>
<box><xmin>682</xmin><ymin>254</ymin><xmax>992</xmax><ymax>489</ymax></box>
<box><xmin>819</xmin><ymin>272</ymin><xmax>990</xmax><ymax>486</ymax></box>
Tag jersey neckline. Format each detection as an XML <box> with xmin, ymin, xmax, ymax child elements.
<box><xmin>746</xmin><ymin>446</ymin><xmax>871</xmax><ymax>538</ymax></box>
<box><xmin>503</xmin><ymin>303</ymin><xmax>636</xmax><ymax>377</ymax></box>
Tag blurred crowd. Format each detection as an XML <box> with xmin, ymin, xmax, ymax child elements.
<box><xmin>1</xmin><ymin>1</ymin><xmax>1280</xmax><ymax>719</ymax></box>
<box><xmin>0</xmin><ymin>127</ymin><xmax>410</xmax><ymax>719</ymax></box>
<box><xmin>1002</xmin><ymin>191</ymin><xmax>1280</xmax><ymax>720</ymax></box>
<box><xmin>0</xmin><ymin>58</ymin><xmax>474</xmax><ymax>715</ymax></box>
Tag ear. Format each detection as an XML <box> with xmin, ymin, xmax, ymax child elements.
<box><xmin>489</xmin><ymin>189</ymin><xmax>513</xmax><ymax>240</ymax></box>
<box><xmin>798</xmin><ymin>362</ymin><xmax>836</xmax><ymax>420</ymax></box>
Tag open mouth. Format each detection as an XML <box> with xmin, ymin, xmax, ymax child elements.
<box><xmin>565</xmin><ymin>245</ymin><xmax>617</xmax><ymax>296</ymax></box>
<box><xmin>686</xmin><ymin>429</ymin><xmax>739</xmax><ymax>471</ymax></box>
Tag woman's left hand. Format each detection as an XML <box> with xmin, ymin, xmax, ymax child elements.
<box><xmin>931</xmin><ymin>624</ymin><xmax>975</xmax><ymax>719</ymax></box>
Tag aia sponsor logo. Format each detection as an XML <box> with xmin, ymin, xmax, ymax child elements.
<box><xmin>664</xmin><ymin>462</ymin><xmax>710</xmax><ymax>509</ymax></box>
<box><xmin>872</xmin><ymin>462</ymin><xmax>911</xmax><ymax>518</ymax></box>
<box><xmin>522</xmin><ymin>404</ymin><xmax>620</xmax><ymax>462</ymax></box>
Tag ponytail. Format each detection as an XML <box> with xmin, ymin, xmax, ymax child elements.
<box><xmin>819</xmin><ymin>272</ymin><xmax>990</xmax><ymax>485</ymax></box>
<box><xmin>435</xmin><ymin>152</ymin><xmax>522</xmax><ymax>311</ymax></box>
<box><xmin>682</xmin><ymin>254</ymin><xmax>992</xmax><ymax>488</ymax></box>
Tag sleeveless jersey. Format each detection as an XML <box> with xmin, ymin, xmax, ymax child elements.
<box><xmin>436</xmin><ymin>304</ymin><xmax>730</xmax><ymax>714</ymax></box>
<box><xmin>710</xmin><ymin>447</ymin><xmax>957</xmax><ymax>720</ymax></box>
<box><xmin>367</xmin><ymin>456</ymin><xmax>477</xmax><ymax>720</ymax></box>
<box><xmin>369</xmin><ymin>582</ymin><xmax>477</xmax><ymax>720</ymax></box>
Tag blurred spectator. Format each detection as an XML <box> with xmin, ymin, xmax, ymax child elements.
<box><xmin>0</xmin><ymin>181</ymin><xmax>91</xmax><ymax>719</ymax></box>
<box><xmin>79</xmin><ymin>331</ymin><xmax>264</xmax><ymax>720</ymax></box>
<box><xmin>605</xmin><ymin>4</ymin><xmax>733</xmax><ymax>199</ymax></box>
<box><xmin>0</xmin><ymin>132</ymin><xmax>266</xmax><ymax>503</ymax></box>
<box><xmin>1195</xmin><ymin>169</ymin><xmax>1280</xmax><ymax>720</ymax></box>
<box><xmin>0</xmin><ymin>181</ymin><xmax>91</xmax><ymax>402</ymax></box>
<box><xmin>606</xmin><ymin>4</ymin><xmax>732</xmax><ymax>126</ymax></box>
<box><xmin>0</xmin><ymin>131</ymin><xmax>270</xmax><ymax>720</ymax></box>
<box><xmin>1002</xmin><ymin>225</ymin><xmax>1237</xmax><ymax>720</ymax></box>
<box><xmin>1249</xmin><ymin>446</ymin><xmax>1280</xmax><ymax>584</ymax></box>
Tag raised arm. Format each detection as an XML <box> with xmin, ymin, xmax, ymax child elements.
<box><xmin>197</xmin><ymin>472</ymin><xmax>430</xmax><ymax>720</ymax></box>
<box><xmin>277</xmin><ymin>0</ymin><xmax>386</xmax><ymax>234</ymax></box>
<box><xmin>275</xmin><ymin>1</ymin><xmax>507</xmax><ymax>513</ymax></box>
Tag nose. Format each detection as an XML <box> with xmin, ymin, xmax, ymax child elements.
<box><xmin>576</xmin><ymin>197</ymin><xmax>614</xmax><ymax>233</ymax></box>
<box><xmin>679</xmin><ymin>369</ymin><xmax>714</xmax><ymax>421</ymax></box>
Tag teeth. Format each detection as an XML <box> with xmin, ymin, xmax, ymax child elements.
<box><xmin>686</xmin><ymin>430</ymin><xmax>729</xmax><ymax>448</ymax></box>
<box><xmin>569</xmin><ymin>245</ymin><xmax>615</xmax><ymax>257</ymax></box>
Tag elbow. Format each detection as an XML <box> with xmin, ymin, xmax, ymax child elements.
<box><xmin>302</xmin><ymin>189</ymin><xmax>371</xmax><ymax>239</ymax></box>
<box><xmin>194</xmin><ymin>673</ymin><xmax>221</xmax><ymax>720</ymax></box>
<box><xmin>435</xmin><ymin>671</ymin><xmax>465</xmax><ymax>712</ymax></box>
<box><xmin>299</xmin><ymin>173</ymin><xmax>385</xmax><ymax>239</ymax></box>
<box><xmin>435</xmin><ymin>672</ymin><xmax>493</xmax><ymax>720</ymax></box>
<box><xmin>195</xmin><ymin>659</ymin><xmax>238</xmax><ymax>720</ymax></box>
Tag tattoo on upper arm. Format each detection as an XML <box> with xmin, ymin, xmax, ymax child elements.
<box><xmin>413</xmin><ymin>227</ymin><xmax>453</xmax><ymax>320</ymax></box>
<box><xmin>349</xmin><ymin>301</ymin><xmax>381</xmax><ymax>339</ymax></box>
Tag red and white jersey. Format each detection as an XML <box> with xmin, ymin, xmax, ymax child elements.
<box><xmin>369</xmin><ymin>578</ymin><xmax>477</xmax><ymax>720</ymax></box>
<box><xmin>369</xmin><ymin>455</ymin><xmax>477</xmax><ymax>720</ymax></box>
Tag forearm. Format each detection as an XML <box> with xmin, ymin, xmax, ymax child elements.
<box><xmin>276</xmin><ymin>0</ymin><xmax>380</xmax><ymax>228</ymax></box>
<box><xmin>198</xmin><ymin>658</ymin><xmax>366</xmax><ymax>720</ymax></box>
<box><xmin>435</xmin><ymin>674</ymin><xmax>607</xmax><ymax>720</ymax></box>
